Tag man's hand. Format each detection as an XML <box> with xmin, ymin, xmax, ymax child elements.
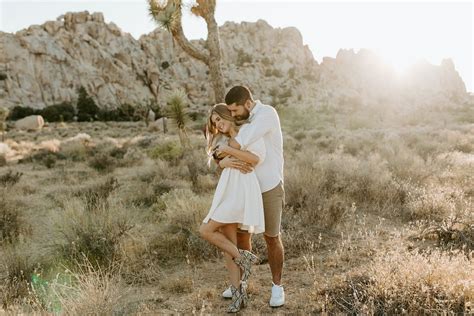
<box><xmin>219</xmin><ymin>156</ymin><xmax>253</xmax><ymax>174</ymax></box>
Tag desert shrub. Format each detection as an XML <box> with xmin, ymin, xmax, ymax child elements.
<box><xmin>162</xmin><ymin>188</ymin><xmax>209</xmax><ymax>229</ymax></box>
<box><xmin>0</xmin><ymin>247</ymin><xmax>41</xmax><ymax>309</ymax></box>
<box><xmin>261</xmin><ymin>56</ymin><xmax>272</xmax><ymax>66</ymax></box>
<box><xmin>40</xmin><ymin>102</ymin><xmax>75</xmax><ymax>122</ymax></box>
<box><xmin>20</xmin><ymin>150</ymin><xmax>65</xmax><ymax>169</ymax></box>
<box><xmin>49</xmin><ymin>261</ymin><xmax>126</xmax><ymax>314</ymax></box>
<box><xmin>285</xmin><ymin>152</ymin><xmax>406</xmax><ymax>227</ymax></box>
<box><xmin>0</xmin><ymin>195</ymin><xmax>23</xmax><ymax>244</ymax></box>
<box><xmin>148</xmin><ymin>140</ymin><xmax>183</xmax><ymax>163</ymax></box>
<box><xmin>156</xmin><ymin>188</ymin><xmax>218</xmax><ymax>262</ymax></box>
<box><xmin>57</xmin><ymin>199</ymin><xmax>134</xmax><ymax>270</ymax></box>
<box><xmin>293</xmin><ymin>130</ymin><xmax>306</xmax><ymax>141</ymax></box>
<box><xmin>272</xmin><ymin>68</ymin><xmax>283</xmax><ymax>77</ymax></box>
<box><xmin>161</xmin><ymin>61</ymin><xmax>170</xmax><ymax>69</ymax></box>
<box><xmin>76</xmin><ymin>86</ymin><xmax>99</xmax><ymax>122</ymax></box>
<box><xmin>418</xmin><ymin>215</ymin><xmax>474</xmax><ymax>253</ymax></box>
<box><xmin>59</xmin><ymin>141</ymin><xmax>90</xmax><ymax>162</ymax></box>
<box><xmin>236</xmin><ymin>49</ymin><xmax>252</xmax><ymax>66</ymax></box>
<box><xmin>88</xmin><ymin>152</ymin><xmax>118</xmax><ymax>173</ymax></box>
<box><xmin>406</xmin><ymin>184</ymin><xmax>467</xmax><ymax>221</ymax></box>
<box><xmin>0</xmin><ymin>155</ymin><xmax>6</xmax><ymax>167</ymax></box>
<box><xmin>325</xmin><ymin>248</ymin><xmax>473</xmax><ymax>314</ymax></box>
<box><xmin>0</xmin><ymin>170</ymin><xmax>22</xmax><ymax>188</ymax></box>
<box><xmin>7</xmin><ymin>106</ymin><xmax>39</xmax><ymax>120</ymax></box>
<box><xmin>76</xmin><ymin>177</ymin><xmax>120</xmax><ymax>212</ymax></box>
<box><xmin>140</xmin><ymin>226</ymin><xmax>218</xmax><ymax>268</ymax></box>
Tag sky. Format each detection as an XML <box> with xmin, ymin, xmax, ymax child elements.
<box><xmin>1</xmin><ymin>0</ymin><xmax>473</xmax><ymax>92</ymax></box>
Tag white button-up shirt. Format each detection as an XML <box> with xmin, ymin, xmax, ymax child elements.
<box><xmin>235</xmin><ymin>100</ymin><xmax>284</xmax><ymax>193</ymax></box>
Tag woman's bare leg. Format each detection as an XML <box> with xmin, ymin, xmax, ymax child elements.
<box><xmin>199</xmin><ymin>220</ymin><xmax>240</xmax><ymax>260</ymax></box>
<box><xmin>220</xmin><ymin>224</ymin><xmax>240</xmax><ymax>288</ymax></box>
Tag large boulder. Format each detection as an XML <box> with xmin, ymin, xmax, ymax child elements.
<box><xmin>14</xmin><ymin>115</ymin><xmax>45</xmax><ymax>131</ymax></box>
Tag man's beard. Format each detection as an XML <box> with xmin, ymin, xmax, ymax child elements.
<box><xmin>235</xmin><ymin>108</ymin><xmax>250</xmax><ymax>120</ymax></box>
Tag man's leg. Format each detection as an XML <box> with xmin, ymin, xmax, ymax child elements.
<box><xmin>264</xmin><ymin>233</ymin><xmax>284</xmax><ymax>285</ymax></box>
<box><xmin>262</xmin><ymin>182</ymin><xmax>285</xmax><ymax>307</ymax></box>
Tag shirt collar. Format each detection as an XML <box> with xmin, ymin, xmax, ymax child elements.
<box><xmin>249</xmin><ymin>100</ymin><xmax>262</xmax><ymax>121</ymax></box>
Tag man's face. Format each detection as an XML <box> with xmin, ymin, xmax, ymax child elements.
<box><xmin>227</xmin><ymin>100</ymin><xmax>250</xmax><ymax>120</ymax></box>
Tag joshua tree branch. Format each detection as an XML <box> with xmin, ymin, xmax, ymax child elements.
<box><xmin>171</xmin><ymin>21</ymin><xmax>210</xmax><ymax>64</ymax></box>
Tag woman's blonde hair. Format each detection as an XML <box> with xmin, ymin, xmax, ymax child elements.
<box><xmin>205</xmin><ymin>103</ymin><xmax>236</xmax><ymax>165</ymax></box>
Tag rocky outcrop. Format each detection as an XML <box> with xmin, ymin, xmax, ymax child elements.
<box><xmin>0</xmin><ymin>11</ymin><xmax>468</xmax><ymax>111</ymax></box>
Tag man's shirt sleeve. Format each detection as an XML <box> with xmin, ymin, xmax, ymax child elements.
<box><xmin>234</xmin><ymin>109</ymin><xmax>275</xmax><ymax>147</ymax></box>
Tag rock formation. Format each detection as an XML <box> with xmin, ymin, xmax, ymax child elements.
<box><xmin>0</xmin><ymin>11</ymin><xmax>469</xmax><ymax>111</ymax></box>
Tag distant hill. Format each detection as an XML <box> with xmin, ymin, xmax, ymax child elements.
<box><xmin>0</xmin><ymin>11</ymin><xmax>469</xmax><ymax>110</ymax></box>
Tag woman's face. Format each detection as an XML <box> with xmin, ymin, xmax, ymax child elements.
<box><xmin>211</xmin><ymin>112</ymin><xmax>233</xmax><ymax>134</ymax></box>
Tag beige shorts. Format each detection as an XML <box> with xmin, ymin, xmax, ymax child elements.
<box><xmin>262</xmin><ymin>181</ymin><xmax>285</xmax><ymax>237</ymax></box>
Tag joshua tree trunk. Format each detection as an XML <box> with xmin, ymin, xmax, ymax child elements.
<box><xmin>148</xmin><ymin>0</ymin><xmax>225</xmax><ymax>103</ymax></box>
<box><xmin>204</xmin><ymin>9</ymin><xmax>225</xmax><ymax>103</ymax></box>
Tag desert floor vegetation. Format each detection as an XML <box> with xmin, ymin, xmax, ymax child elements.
<box><xmin>0</xmin><ymin>103</ymin><xmax>472</xmax><ymax>313</ymax></box>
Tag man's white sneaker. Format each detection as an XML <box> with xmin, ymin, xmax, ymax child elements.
<box><xmin>222</xmin><ymin>286</ymin><xmax>232</xmax><ymax>299</ymax></box>
<box><xmin>269</xmin><ymin>283</ymin><xmax>285</xmax><ymax>307</ymax></box>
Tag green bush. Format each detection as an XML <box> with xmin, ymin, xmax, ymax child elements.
<box><xmin>77</xmin><ymin>86</ymin><xmax>99</xmax><ymax>122</ymax></box>
<box><xmin>148</xmin><ymin>140</ymin><xmax>183</xmax><ymax>163</ymax></box>
<box><xmin>7</xmin><ymin>106</ymin><xmax>39</xmax><ymax>120</ymax></box>
<box><xmin>41</xmin><ymin>102</ymin><xmax>75</xmax><ymax>122</ymax></box>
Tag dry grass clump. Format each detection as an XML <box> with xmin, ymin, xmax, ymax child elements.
<box><xmin>0</xmin><ymin>246</ymin><xmax>42</xmax><ymax>310</ymax></box>
<box><xmin>416</xmin><ymin>213</ymin><xmax>474</xmax><ymax>253</ymax></box>
<box><xmin>19</xmin><ymin>149</ymin><xmax>65</xmax><ymax>169</ymax></box>
<box><xmin>0</xmin><ymin>173</ymin><xmax>26</xmax><ymax>245</ymax></box>
<box><xmin>162</xmin><ymin>188</ymin><xmax>210</xmax><ymax>229</ymax></box>
<box><xmin>0</xmin><ymin>170</ymin><xmax>22</xmax><ymax>187</ymax></box>
<box><xmin>0</xmin><ymin>195</ymin><xmax>24</xmax><ymax>245</ymax></box>
<box><xmin>325</xmin><ymin>248</ymin><xmax>473</xmax><ymax>314</ymax></box>
<box><xmin>56</xmin><ymin>199</ymin><xmax>135</xmax><ymax>270</ymax></box>
<box><xmin>285</xmin><ymin>151</ymin><xmax>406</xmax><ymax>228</ymax></box>
<box><xmin>59</xmin><ymin>138</ymin><xmax>91</xmax><ymax>161</ymax></box>
<box><xmin>406</xmin><ymin>184</ymin><xmax>469</xmax><ymax>221</ymax></box>
<box><xmin>49</xmin><ymin>261</ymin><xmax>127</xmax><ymax>315</ymax></box>
<box><xmin>75</xmin><ymin>177</ymin><xmax>120</xmax><ymax>212</ymax></box>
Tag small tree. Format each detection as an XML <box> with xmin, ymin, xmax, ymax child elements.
<box><xmin>0</xmin><ymin>107</ymin><xmax>9</xmax><ymax>142</ymax></box>
<box><xmin>77</xmin><ymin>86</ymin><xmax>99</xmax><ymax>122</ymax></box>
<box><xmin>166</xmin><ymin>90</ymin><xmax>190</xmax><ymax>148</ymax></box>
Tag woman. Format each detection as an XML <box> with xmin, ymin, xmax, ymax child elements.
<box><xmin>199</xmin><ymin>104</ymin><xmax>264</xmax><ymax>313</ymax></box>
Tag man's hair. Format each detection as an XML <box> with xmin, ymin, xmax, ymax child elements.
<box><xmin>225</xmin><ymin>86</ymin><xmax>254</xmax><ymax>106</ymax></box>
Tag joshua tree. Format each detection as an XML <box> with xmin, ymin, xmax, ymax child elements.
<box><xmin>148</xmin><ymin>0</ymin><xmax>225</xmax><ymax>103</ymax></box>
<box><xmin>166</xmin><ymin>90</ymin><xmax>190</xmax><ymax>148</ymax></box>
<box><xmin>0</xmin><ymin>107</ymin><xmax>9</xmax><ymax>142</ymax></box>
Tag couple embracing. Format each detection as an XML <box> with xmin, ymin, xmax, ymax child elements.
<box><xmin>199</xmin><ymin>85</ymin><xmax>285</xmax><ymax>312</ymax></box>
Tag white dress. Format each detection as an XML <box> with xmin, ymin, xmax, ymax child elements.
<box><xmin>203</xmin><ymin>126</ymin><xmax>266</xmax><ymax>234</ymax></box>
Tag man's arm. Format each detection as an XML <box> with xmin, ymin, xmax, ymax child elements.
<box><xmin>234</xmin><ymin>109</ymin><xmax>276</xmax><ymax>148</ymax></box>
<box><xmin>218</xmin><ymin>156</ymin><xmax>253</xmax><ymax>173</ymax></box>
<box><xmin>217</xmin><ymin>143</ymin><xmax>259</xmax><ymax>166</ymax></box>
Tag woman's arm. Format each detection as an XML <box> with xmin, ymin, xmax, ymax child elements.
<box><xmin>217</xmin><ymin>143</ymin><xmax>259</xmax><ymax>166</ymax></box>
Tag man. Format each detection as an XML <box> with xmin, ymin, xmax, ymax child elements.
<box><xmin>219</xmin><ymin>85</ymin><xmax>285</xmax><ymax>307</ymax></box>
